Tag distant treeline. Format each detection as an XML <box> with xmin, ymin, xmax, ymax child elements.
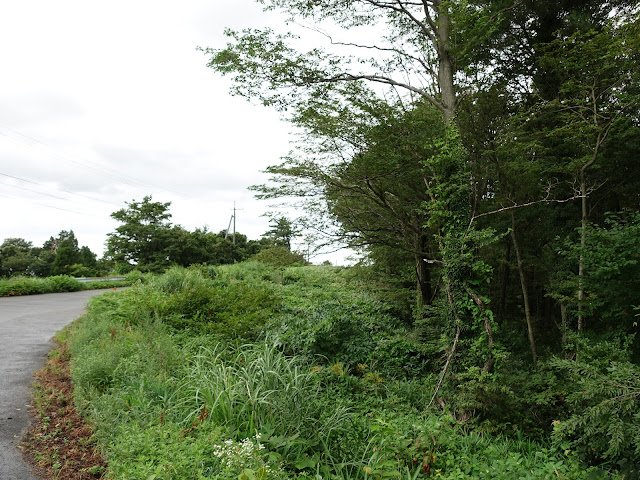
<box><xmin>0</xmin><ymin>197</ymin><xmax>304</xmax><ymax>278</ymax></box>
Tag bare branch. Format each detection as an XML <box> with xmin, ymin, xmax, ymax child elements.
<box><xmin>469</xmin><ymin>194</ymin><xmax>581</xmax><ymax>225</ymax></box>
<box><xmin>360</xmin><ymin>0</ymin><xmax>438</xmax><ymax>46</ymax></box>
<box><xmin>304</xmin><ymin>72</ymin><xmax>445</xmax><ymax>113</ymax></box>
<box><xmin>316</xmin><ymin>30</ymin><xmax>438</xmax><ymax>80</ymax></box>
<box><xmin>429</xmin><ymin>279</ymin><xmax>461</xmax><ymax>408</ymax></box>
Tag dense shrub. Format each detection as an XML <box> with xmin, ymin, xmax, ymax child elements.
<box><xmin>0</xmin><ymin>275</ymin><xmax>82</xmax><ymax>296</ymax></box>
<box><xmin>134</xmin><ymin>266</ymin><xmax>282</xmax><ymax>339</ymax></box>
<box><xmin>251</xmin><ymin>246</ymin><xmax>306</xmax><ymax>266</ymax></box>
<box><xmin>551</xmin><ymin>337</ymin><xmax>640</xmax><ymax>476</ymax></box>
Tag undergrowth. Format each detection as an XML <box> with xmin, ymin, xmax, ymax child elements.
<box><xmin>64</xmin><ymin>264</ymin><xmax>623</xmax><ymax>479</ymax></box>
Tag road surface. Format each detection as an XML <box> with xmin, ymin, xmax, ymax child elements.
<box><xmin>0</xmin><ymin>289</ymin><xmax>109</xmax><ymax>480</ymax></box>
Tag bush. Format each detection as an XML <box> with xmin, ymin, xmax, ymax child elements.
<box><xmin>0</xmin><ymin>274</ymin><xmax>132</xmax><ymax>297</ymax></box>
<box><xmin>48</xmin><ymin>275</ymin><xmax>83</xmax><ymax>292</ymax></box>
<box><xmin>251</xmin><ymin>246</ymin><xmax>306</xmax><ymax>266</ymax></box>
<box><xmin>130</xmin><ymin>266</ymin><xmax>282</xmax><ymax>340</ymax></box>
<box><xmin>0</xmin><ymin>275</ymin><xmax>81</xmax><ymax>296</ymax></box>
<box><xmin>551</xmin><ymin>338</ymin><xmax>640</xmax><ymax>475</ymax></box>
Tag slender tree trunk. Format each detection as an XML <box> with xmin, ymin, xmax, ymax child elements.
<box><xmin>577</xmin><ymin>171</ymin><xmax>588</xmax><ymax>331</ymax></box>
<box><xmin>415</xmin><ymin>234</ymin><xmax>432</xmax><ymax>308</ymax></box>
<box><xmin>577</xmin><ymin>123</ymin><xmax>603</xmax><ymax>330</ymax></box>
<box><xmin>429</xmin><ymin>280</ymin><xmax>461</xmax><ymax>407</ymax></box>
<box><xmin>465</xmin><ymin>286</ymin><xmax>495</xmax><ymax>373</ymax></box>
<box><xmin>498</xmin><ymin>238</ymin><xmax>511</xmax><ymax>319</ymax></box>
<box><xmin>560</xmin><ymin>303</ymin><xmax>568</xmax><ymax>353</ymax></box>
<box><xmin>510</xmin><ymin>215</ymin><xmax>537</xmax><ymax>367</ymax></box>
<box><xmin>416</xmin><ymin>256</ymin><xmax>432</xmax><ymax>308</ymax></box>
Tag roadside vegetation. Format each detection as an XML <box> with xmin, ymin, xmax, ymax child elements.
<box><xmin>59</xmin><ymin>263</ymin><xmax>635</xmax><ymax>479</ymax></box>
<box><xmin>0</xmin><ymin>274</ymin><xmax>134</xmax><ymax>297</ymax></box>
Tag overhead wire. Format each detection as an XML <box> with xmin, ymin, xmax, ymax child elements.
<box><xmin>33</xmin><ymin>203</ymin><xmax>97</xmax><ymax>217</ymax></box>
<box><xmin>0</xmin><ymin>189</ymin><xmax>98</xmax><ymax>217</ymax></box>
<box><xmin>2</xmin><ymin>181</ymin><xmax>68</xmax><ymax>200</ymax></box>
<box><xmin>0</xmin><ymin>171</ymin><xmax>119</xmax><ymax>207</ymax></box>
<box><xmin>0</xmin><ymin>123</ymin><xmax>188</xmax><ymax>198</ymax></box>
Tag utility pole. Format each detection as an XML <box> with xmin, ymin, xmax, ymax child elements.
<box><xmin>224</xmin><ymin>202</ymin><xmax>243</xmax><ymax>246</ymax></box>
<box><xmin>233</xmin><ymin>202</ymin><xmax>236</xmax><ymax>246</ymax></box>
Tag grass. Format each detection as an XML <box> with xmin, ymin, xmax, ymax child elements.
<box><xmin>58</xmin><ymin>264</ymin><xmax>621</xmax><ymax>479</ymax></box>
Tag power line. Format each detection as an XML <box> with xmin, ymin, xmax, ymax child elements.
<box><xmin>0</xmin><ymin>171</ymin><xmax>118</xmax><ymax>207</ymax></box>
<box><xmin>2</xmin><ymin>181</ymin><xmax>68</xmax><ymax>200</ymax></box>
<box><xmin>34</xmin><ymin>203</ymin><xmax>97</xmax><ymax>217</ymax></box>
<box><xmin>0</xmin><ymin>190</ymin><xmax>98</xmax><ymax>217</ymax></box>
<box><xmin>0</xmin><ymin>172</ymin><xmax>40</xmax><ymax>185</ymax></box>
<box><xmin>0</xmin><ymin>172</ymin><xmax>112</xmax><ymax>216</ymax></box>
<box><xmin>0</xmin><ymin>124</ymin><xmax>188</xmax><ymax>198</ymax></box>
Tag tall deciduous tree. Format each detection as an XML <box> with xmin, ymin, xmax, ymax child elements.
<box><xmin>254</xmin><ymin>102</ymin><xmax>443</xmax><ymax>307</ymax></box>
<box><xmin>207</xmin><ymin>0</ymin><xmax>517</xmax><ymax>377</ymax></box>
<box><xmin>205</xmin><ymin>0</ymin><xmax>525</xmax><ymax>126</ymax></box>
<box><xmin>106</xmin><ymin>196</ymin><xmax>174</xmax><ymax>272</ymax></box>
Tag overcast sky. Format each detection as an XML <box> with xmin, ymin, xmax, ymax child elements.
<box><xmin>0</xmin><ymin>0</ymin><xmax>352</xmax><ymax>263</ymax></box>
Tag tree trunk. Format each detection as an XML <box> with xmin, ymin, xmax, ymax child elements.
<box><xmin>577</xmin><ymin>124</ymin><xmax>603</xmax><ymax>330</ymax></box>
<box><xmin>498</xmin><ymin>237</ymin><xmax>511</xmax><ymax>319</ymax></box>
<box><xmin>415</xmin><ymin>234</ymin><xmax>432</xmax><ymax>308</ymax></box>
<box><xmin>510</xmin><ymin>215</ymin><xmax>538</xmax><ymax>367</ymax></box>
<box><xmin>416</xmin><ymin>256</ymin><xmax>432</xmax><ymax>308</ymax></box>
<box><xmin>560</xmin><ymin>303</ymin><xmax>568</xmax><ymax>352</ymax></box>
<box><xmin>435</xmin><ymin>1</ymin><xmax>457</xmax><ymax>125</ymax></box>
<box><xmin>465</xmin><ymin>285</ymin><xmax>495</xmax><ymax>373</ymax></box>
<box><xmin>577</xmin><ymin>171</ymin><xmax>588</xmax><ymax>331</ymax></box>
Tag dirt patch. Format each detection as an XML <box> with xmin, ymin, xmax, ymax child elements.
<box><xmin>20</xmin><ymin>340</ymin><xmax>107</xmax><ymax>479</ymax></box>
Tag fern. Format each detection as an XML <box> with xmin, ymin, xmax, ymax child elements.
<box><xmin>552</xmin><ymin>352</ymin><xmax>640</xmax><ymax>470</ymax></box>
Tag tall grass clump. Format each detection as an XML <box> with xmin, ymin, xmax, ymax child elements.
<box><xmin>174</xmin><ymin>343</ymin><xmax>352</xmax><ymax>445</ymax></box>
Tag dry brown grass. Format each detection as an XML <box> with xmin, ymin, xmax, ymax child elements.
<box><xmin>20</xmin><ymin>340</ymin><xmax>107</xmax><ymax>479</ymax></box>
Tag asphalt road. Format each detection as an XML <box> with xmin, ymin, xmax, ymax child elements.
<box><xmin>0</xmin><ymin>289</ymin><xmax>109</xmax><ymax>480</ymax></box>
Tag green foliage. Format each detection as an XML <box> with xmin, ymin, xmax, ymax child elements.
<box><xmin>190</xmin><ymin>3</ymin><xmax>640</xmax><ymax>478</ymax></box>
<box><xmin>0</xmin><ymin>237</ymin><xmax>36</xmax><ymax>277</ymax></box>
<box><xmin>552</xmin><ymin>337</ymin><xmax>640</xmax><ymax>474</ymax></box>
<box><xmin>105</xmin><ymin>196</ymin><xmax>267</xmax><ymax>272</ymax></box>
<box><xmin>251</xmin><ymin>246</ymin><xmax>306</xmax><ymax>266</ymax></box>
<box><xmin>0</xmin><ymin>275</ymin><xmax>131</xmax><ymax>297</ymax></box>
<box><xmin>117</xmin><ymin>266</ymin><xmax>282</xmax><ymax>340</ymax></box>
<box><xmin>261</xmin><ymin>216</ymin><xmax>299</xmax><ymax>251</ymax></box>
<box><xmin>176</xmin><ymin>343</ymin><xmax>351</xmax><ymax>446</ymax></box>
<box><xmin>1</xmin><ymin>232</ymin><xmax>100</xmax><ymax>278</ymax></box>
<box><xmin>60</xmin><ymin>262</ymin><xmax>621</xmax><ymax>479</ymax></box>
<box><xmin>46</xmin><ymin>275</ymin><xmax>83</xmax><ymax>292</ymax></box>
<box><xmin>0</xmin><ymin>276</ymin><xmax>50</xmax><ymax>296</ymax></box>
<box><xmin>106</xmin><ymin>196</ymin><xmax>175</xmax><ymax>272</ymax></box>
<box><xmin>554</xmin><ymin>211</ymin><xmax>640</xmax><ymax>332</ymax></box>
